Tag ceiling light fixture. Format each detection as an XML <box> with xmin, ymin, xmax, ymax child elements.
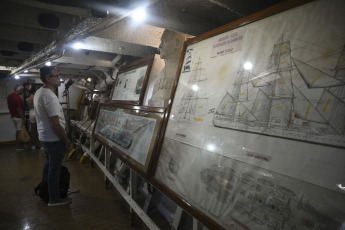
<box><xmin>131</xmin><ymin>7</ymin><xmax>147</xmax><ymax>23</ymax></box>
<box><xmin>24</xmin><ymin>70</ymin><xmax>28</xmax><ymax>73</ymax></box>
<box><xmin>72</xmin><ymin>42</ymin><xmax>83</xmax><ymax>50</ymax></box>
<box><xmin>45</xmin><ymin>61</ymin><xmax>52</xmax><ymax>66</ymax></box>
<box><xmin>14</xmin><ymin>75</ymin><xmax>20</xmax><ymax>79</ymax></box>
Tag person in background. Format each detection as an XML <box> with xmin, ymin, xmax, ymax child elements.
<box><xmin>7</xmin><ymin>84</ymin><xmax>27</xmax><ymax>150</ymax></box>
<box><xmin>26</xmin><ymin>85</ymin><xmax>41</xmax><ymax>149</ymax></box>
<box><xmin>34</xmin><ymin>66</ymin><xmax>72</xmax><ymax>207</ymax></box>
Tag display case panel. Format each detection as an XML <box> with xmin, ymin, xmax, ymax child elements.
<box><xmin>151</xmin><ymin>0</ymin><xmax>345</xmax><ymax>229</ymax></box>
<box><xmin>93</xmin><ymin>103</ymin><xmax>165</xmax><ymax>178</ymax></box>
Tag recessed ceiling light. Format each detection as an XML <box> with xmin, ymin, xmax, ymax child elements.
<box><xmin>72</xmin><ymin>42</ymin><xmax>83</xmax><ymax>50</ymax></box>
<box><xmin>131</xmin><ymin>7</ymin><xmax>146</xmax><ymax>22</ymax></box>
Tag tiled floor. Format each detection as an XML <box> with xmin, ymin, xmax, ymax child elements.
<box><xmin>0</xmin><ymin>144</ymin><xmax>143</xmax><ymax>230</ymax></box>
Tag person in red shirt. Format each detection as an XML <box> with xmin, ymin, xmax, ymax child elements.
<box><xmin>7</xmin><ymin>84</ymin><xmax>25</xmax><ymax>149</ymax></box>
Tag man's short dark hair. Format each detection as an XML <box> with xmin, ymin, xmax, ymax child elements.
<box><xmin>40</xmin><ymin>66</ymin><xmax>56</xmax><ymax>83</ymax></box>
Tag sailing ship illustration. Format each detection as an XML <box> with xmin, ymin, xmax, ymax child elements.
<box><xmin>177</xmin><ymin>57</ymin><xmax>208</xmax><ymax>124</ymax></box>
<box><xmin>99</xmin><ymin>124</ymin><xmax>133</xmax><ymax>149</ymax></box>
<box><xmin>99</xmin><ymin>116</ymin><xmax>134</xmax><ymax>149</ymax></box>
<box><xmin>97</xmin><ymin>110</ymin><xmax>153</xmax><ymax>149</ymax></box>
<box><xmin>213</xmin><ymin>36</ymin><xmax>345</xmax><ymax>145</ymax></box>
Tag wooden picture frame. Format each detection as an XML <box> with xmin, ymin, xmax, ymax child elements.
<box><xmin>110</xmin><ymin>55</ymin><xmax>154</xmax><ymax>105</ymax></box>
<box><xmin>150</xmin><ymin>0</ymin><xmax>345</xmax><ymax>230</ymax></box>
<box><xmin>92</xmin><ymin>103</ymin><xmax>165</xmax><ymax>179</ymax></box>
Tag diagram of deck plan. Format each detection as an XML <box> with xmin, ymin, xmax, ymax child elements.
<box><xmin>213</xmin><ymin>37</ymin><xmax>345</xmax><ymax>146</ymax></box>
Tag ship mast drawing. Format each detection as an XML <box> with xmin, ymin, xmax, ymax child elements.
<box><xmin>177</xmin><ymin>57</ymin><xmax>208</xmax><ymax>124</ymax></box>
<box><xmin>213</xmin><ymin>36</ymin><xmax>345</xmax><ymax>145</ymax></box>
<box><xmin>214</xmin><ymin>61</ymin><xmax>257</xmax><ymax>124</ymax></box>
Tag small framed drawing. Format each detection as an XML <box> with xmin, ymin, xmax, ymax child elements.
<box><xmin>92</xmin><ymin>103</ymin><xmax>165</xmax><ymax>178</ymax></box>
<box><xmin>110</xmin><ymin>55</ymin><xmax>154</xmax><ymax>105</ymax></box>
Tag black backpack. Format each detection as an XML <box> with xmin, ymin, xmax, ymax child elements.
<box><xmin>34</xmin><ymin>165</ymin><xmax>70</xmax><ymax>203</ymax></box>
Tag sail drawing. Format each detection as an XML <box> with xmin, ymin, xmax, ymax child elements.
<box><xmin>178</xmin><ymin>57</ymin><xmax>208</xmax><ymax>124</ymax></box>
<box><xmin>216</xmin><ymin>62</ymin><xmax>257</xmax><ymax>123</ymax></box>
<box><xmin>213</xmin><ymin>36</ymin><xmax>345</xmax><ymax>146</ymax></box>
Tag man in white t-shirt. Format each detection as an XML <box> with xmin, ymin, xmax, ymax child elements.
<box><xmin>34</xmin><ymin>66</ymin><xmax>72</xmax><ymax>207</ymax></box>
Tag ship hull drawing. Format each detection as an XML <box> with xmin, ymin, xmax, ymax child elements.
<box><xmin>99</xmin><ymin>124</ymin><xmax>133</xmax><ymax>149</ymax></box>
<box><xmin>95</xmin><ymin>108</ymin><xmax>155</xmax><ymax>152</ymax></box>
<box><xmin>200</xmin><ymin>165</ymin><xmax>340</xmax><ymax>229</ymax></box>
<box><xmin>213</xmin><ymin>37</ymin><xmax>345</xmax><ymax>147</ymax></box>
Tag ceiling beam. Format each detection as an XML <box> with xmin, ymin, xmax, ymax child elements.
<box><xmin>17</xmin><ymin>73</ymin><xmax>39</xmax><ymax>77</ymax></box>
<box><xmin>0</xmin><ymin>3</ymin><xmax>78</xmax><ymax>30</ymax></box>
<box><xmin>207</xmin><ymin>0</ymin><xmax>245</xmax><ymax>17</ymax></box>
<box><xmin>0</xmin><ymin>66</ymin><xmax>14</xmax><ymax>71</ymax></box>
<box><xmin>53</xmin><ymin>56</ymin><xmax>113</xmax><ymax>68</ymax></box>
<box><xmin>57</xmin><ymin>67</ymin><xmax>103</xmax><ymax>77</ymax></box>
<box><xmin>78</xmin><ymin>36</ymin><xmax>158</xmax><ymax>57</ymax></box>
<box><xmin>0</xmin><ymin>40</ymin><xmax>41</xmax><ymax>53</ymax></box>
<box><xmin>0</xmin><ymin>59</ymin><xmax>22</xmax><ymax>67</ymax></box>
<box><xmin>4</xmin><ymin>0</ymin><xmax>93</xmax><ymax>18</ymax></box>
<box><xmin>0</xmin><ymin>52</ymin><xmax>31</xmax><ymax>60</ymax></box>
<box><xmin>146</xmin><ymin>3</ymin><xmax>216</xmax><ymax>36</ymax></box>
<box><xmin>94</xmin><ymin>18</ymin><xmax>164</xmax><ymax>48</ymax></box>
<box><xmin>56</xmin><ymin>63</ymin><xmax>99</xmax><ymax>70</ymax></box>
<box><xmin>0</xmin><ymin>25</ymin><xmax>55</xmax><ymax>44</ymax></box>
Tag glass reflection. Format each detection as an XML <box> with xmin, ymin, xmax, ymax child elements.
<box><xmin>243</xmin><ymin>61</ymin><xmax>253</xmax><ymax>70</ymax></box>
<box><xmin>337</xmin><ymin>184</ymin><xmax>345</xmax><ymax>191</ymax></box>
<box><xmin>207</xmin><ymin>144</ymin><xmax>215</xmax><ymax>151</ymax></box>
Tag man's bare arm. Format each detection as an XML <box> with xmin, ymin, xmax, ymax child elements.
<box><xmin>17</xmin><ymin>106</ymin><xmax>25</xmax><ymax>122</ymax></box>
<box><xmin>50</xmin><ymin>116</ymin><xmax>71</xmax><ymax>152</ymax></box>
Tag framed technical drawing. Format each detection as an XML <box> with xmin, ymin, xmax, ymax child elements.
<box><xmin>151</xmin><ymin>0</ymin><xmax>345</xmax><ymax>229</ymax></box>
<box><xmin>110</xmin><ymin>55</ymin><xmax>154</xmax><ymax>105</ymax></box>
<box><xmin>93</xmin><ymin>103</ymin><xmax>165</xmax><ymax>178</ymax></box>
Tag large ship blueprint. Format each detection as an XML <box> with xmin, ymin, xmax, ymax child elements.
<box><xmin>213</xmin><ymin>37</ymin><xmax>345</xmax><ymax>147</ymax></box>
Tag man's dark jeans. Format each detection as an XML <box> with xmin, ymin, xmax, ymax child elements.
<box><xmin>41</xmin><ymin>140</ymin><xmax>65</xmax><ymax>203</ymax></box>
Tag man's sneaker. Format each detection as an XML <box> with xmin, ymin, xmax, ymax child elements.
<box><xmin>48</xmin><ymin>198</ymin><xmax>72</xmax><ymax>207</ymax></box>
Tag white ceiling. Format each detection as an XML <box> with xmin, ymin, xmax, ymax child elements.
<box><xmin>0</xmin><ymin>0</ymin><xmax>286</xmax><ymax>80</ymax></box>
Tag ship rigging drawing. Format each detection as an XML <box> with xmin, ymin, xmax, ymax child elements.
<box><xmin>213</xmin><ymin>36</ymin><xmax>345</xmax><ymax>147</ymax></box>
<box><xmin>177</xmin><ymin>57</ymin><xmax>208</xmax><ymax>126</ymax></box>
